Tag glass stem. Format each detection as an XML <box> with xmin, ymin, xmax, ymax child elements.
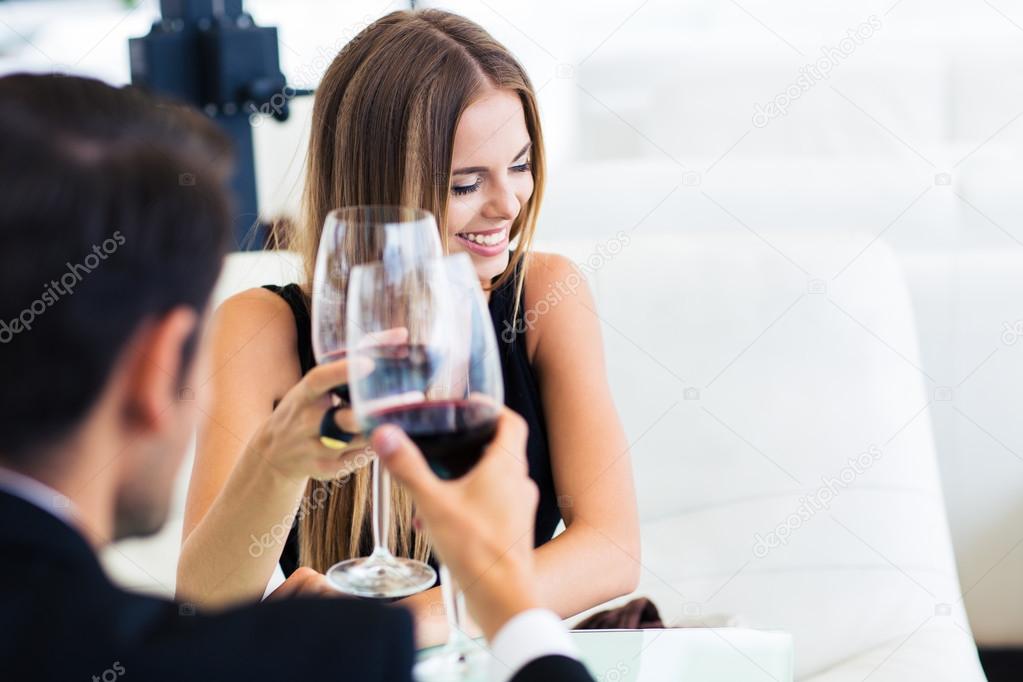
<box><xmin>370</xmin><ymin>458</ymin><xmax>391</xmax><ymax>558</ymax></box>
<box><xmin>440</xmin><ymin>564</ymin><xmax>473</xmax><ymax>657</ymax></box>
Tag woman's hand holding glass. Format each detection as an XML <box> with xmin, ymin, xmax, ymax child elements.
<box><xmin>243</xmin><ymin>356</ymin><xmax>373</xmax><ymax>482</ymax></box>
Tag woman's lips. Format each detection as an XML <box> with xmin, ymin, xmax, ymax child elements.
<box><xmin>455</xmin><ymin>228</ymin><xmax>508</xmax><ymax>257</ymax></box>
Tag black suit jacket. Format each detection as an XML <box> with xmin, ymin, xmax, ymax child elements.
<box><xmin>0</xmin><ymin>491</ymin><xmax>592</xmax><ymax>681</ymax></box>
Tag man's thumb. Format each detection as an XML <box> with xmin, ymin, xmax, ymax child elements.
<box><xmin>371</xmin><ymin>425</ymin><xmax>438</xmax><ymax>496</ymax></box>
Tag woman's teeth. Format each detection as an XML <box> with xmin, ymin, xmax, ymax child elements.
<box><xmin>460</xmin><ymin>231</ymin><xmax>504</xmax><ymax>246</ymax></box>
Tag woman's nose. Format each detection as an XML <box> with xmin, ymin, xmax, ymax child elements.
<box><xmin>482</xmin><ymin>178</ymin><xmax>519</xmax><ymax>221</ymax></box>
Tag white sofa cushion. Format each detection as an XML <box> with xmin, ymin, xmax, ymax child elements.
<box><xmin>538</xmin><ymin>231</ymin><xmax>985</xmax><ymax>680</ymax></box>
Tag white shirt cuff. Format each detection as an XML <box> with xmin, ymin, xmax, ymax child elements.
<box><xmin>488</xmin><ymin>608</ymin><xmax>579</xmax><ymax>682</ymax></box>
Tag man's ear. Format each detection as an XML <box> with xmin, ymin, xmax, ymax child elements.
<box><xmin>125</xmin><ymin>306</ymin><xmax>199</xmax><ymax>430</ymax></box>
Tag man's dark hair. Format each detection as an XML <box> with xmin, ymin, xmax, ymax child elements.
<box><xmin>0</xmin><ymin>73</ymin><xmax>234</xmax><ymax>466</ymax></box>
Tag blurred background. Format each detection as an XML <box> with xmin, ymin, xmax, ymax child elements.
<box><xmin>3</xmin><ymin>0</ymin><xmax>1022</xmax><ymax>678</ymax></box>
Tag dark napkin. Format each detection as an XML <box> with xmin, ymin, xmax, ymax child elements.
<box><xmin>575</xmin><ymin>597</ymin><xmax>665</xmax><ymax>630</ymax></box>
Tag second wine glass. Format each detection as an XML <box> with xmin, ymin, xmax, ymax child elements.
<box><xmin>347</xmin><ymin>253</ymin><xmax>504</xmax><ymax>680</ymax></box>
<box><xmin>312</xmin><ymin>205</ymin><xmax>442</xmax><ymax>599</ymax></box>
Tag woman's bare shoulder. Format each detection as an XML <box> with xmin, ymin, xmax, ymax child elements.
<box><xmin>205</xmin><ymin>286</ymin><xmax>302</xmax><ymax>393</ymax></box>
<box><xmin>522</xmin><ymin>251</ymin><xmax>591</xmax><ymax>310</ymax></box>
<box><xmin>519</xmin><ymin>251</ymin><xmax>593</xmax><ymax>360</ymax></box>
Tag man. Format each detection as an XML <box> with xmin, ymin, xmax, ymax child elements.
<box><xmin>0</xmin><ymin>73</ymin><xmax>592</xmax><ymax>682</ymax></box>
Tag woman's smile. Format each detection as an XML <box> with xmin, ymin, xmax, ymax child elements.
<box><xmin>454</xmin><ymin>226</ymin><xmax>509</xmax><ymax>256</ymax></box>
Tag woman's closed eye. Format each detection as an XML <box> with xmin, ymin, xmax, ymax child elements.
<box><xmin>450</xmin><ymin>161</ymin><xmax>531</xmax><ymax>196</ymax></box>
<box><xmin>452</xmin><ymin>177</ymin><xmax>482</xmax><ymax>196</ymax></box>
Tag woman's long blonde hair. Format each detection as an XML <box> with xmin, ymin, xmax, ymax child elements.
<box><xmin>278</xmin><ymin>8</ymin><xmax>546</xmax><ymax>570</ymax></box>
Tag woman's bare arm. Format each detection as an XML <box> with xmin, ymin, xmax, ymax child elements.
<box><xmin>177</xmin><ymin>288</ymin><xmax>367</xmax><ymax>607</ymax></box>
<box><xmin>525</xmin><ymin>252</ymin><xmax>641</xmax><ymax>616</ymax></box>
<box><xmin>177</xmin><ymin>289</ymin><xmax>305</xmax><ymax>606</ymax></box>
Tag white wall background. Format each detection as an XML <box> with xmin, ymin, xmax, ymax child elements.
<box><xmin>3</xmin><ymin>0</ymin><xmax>1023</xmax><ymax>647</ymax></box>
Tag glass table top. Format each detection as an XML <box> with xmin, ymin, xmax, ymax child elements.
<box><xmin>414</xmin><ymin>627</ymin><xmax>794</xmax><ymax>681</ymax></box>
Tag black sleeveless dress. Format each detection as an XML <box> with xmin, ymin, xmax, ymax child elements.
<box><xmin>263</xmin><ymin>265</ymin><xmax>561</xmax><ymax>576</ymax></box>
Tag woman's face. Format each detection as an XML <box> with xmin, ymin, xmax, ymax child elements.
<box><xmin>444</xmin><ymin>87</ymin><xmax>534</xmax><ymax>282</ymax></box>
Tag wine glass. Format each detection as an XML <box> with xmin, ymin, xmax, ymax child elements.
<box><xmin>312</xmin><ymin>205</ymin><xmax>441</xmax><ymax>599</ymax></box>
<box><xmin>347</xmin><ymin>253</ymin><xmax>503</xmax><ymax>680</ymax></box>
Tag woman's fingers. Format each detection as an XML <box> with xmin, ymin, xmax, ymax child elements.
<box><xmin>310</xmin><ymin>440</ymin><xmax>374</xmax><ymax>481</ymax></box>
<box><xmin>300</xmin><ymin>355</ymin><xmax>374</xmax><ymax>402</ymax></box>
<box><xmin>266</xmin><ymin>567</ymin><xmax>334</xmax><ymax>600</ymax></box>
<box><xmin>310</xmin><ymin>402</ymin><xmax>359</xmax><ymax>451</ymax></box>
<box><xmin>268</xmin><ymin>568</ymin><xmax>319</xmax><ymax>601</ymax></box>
<box><xmin>334</xmin><ymin>405</ymin><xmax>360</xmax><ymax>433</ymax></box>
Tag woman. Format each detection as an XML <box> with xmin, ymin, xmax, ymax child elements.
<box><xmin>178</xmin><ymin>8</ymin><xmax>639</xmax><ymax>634</ymax></box>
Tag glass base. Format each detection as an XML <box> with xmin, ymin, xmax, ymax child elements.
<box><xmin>325</xmin><ymin>554</ymin><xmax>436</xmax><ymax>599</ymax></box>
<box><xmin>414</xmin><ymin>645</ymin><xmax>490</xmax><ymax>682</ymax></box>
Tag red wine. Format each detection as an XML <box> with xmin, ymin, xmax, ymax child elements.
<box><xmin>365</xmin><ymin>400</ymin><xmax>498</xmax><ymax>480</ymax></box>
<box><xmin>319</xmin><ymin>349</ymin><xmax>350</xmax><ymax>402</ymax></box>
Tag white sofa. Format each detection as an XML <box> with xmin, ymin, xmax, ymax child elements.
<box><xmin>546</xmin><ymin>231</ymin><xmax>987</xmax><ymax>681</ymax></box>
<box><xmin>103</xmin><ymin>231</ymin><xmax>986</xmax><ymax>680</ymax></box>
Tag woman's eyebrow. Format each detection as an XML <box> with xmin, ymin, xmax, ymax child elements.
<box><xmin>451</xmin><ymin>141</ymin><xmax>532</xmax><ymax>175</ymax></box>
